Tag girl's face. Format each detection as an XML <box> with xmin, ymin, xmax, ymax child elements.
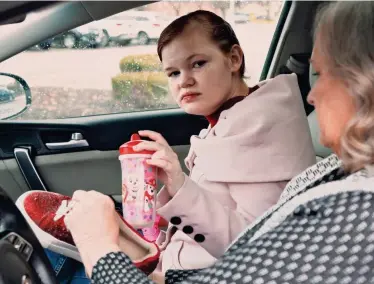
<box><xmin>161</xmin><ymin>24</ymin><xmax>244</xmax><ymax>116</ymax></box>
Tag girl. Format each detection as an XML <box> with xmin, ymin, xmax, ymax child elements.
<box><xmin>17</xmin><ymin>10</ymin><xmax>316</xmax><ymax>284</ymax></box>
<box><xmin>133</xmin><ymin>10</ymin><xmax>316</xmax><ymax>276</ymax></box>
<box><xmin>66</xmin><ymin>3</ymin><xmax>374</xmax><ymax>284</ymax></box>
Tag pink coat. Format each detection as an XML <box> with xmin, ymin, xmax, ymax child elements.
<box><xmin>155</xmin><ymin>74</ymin><xmax>316</xmax><ymax>271</ymax></box>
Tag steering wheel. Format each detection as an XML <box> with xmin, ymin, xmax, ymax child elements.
<box><xmin>0</xmin><ymin>187</ymin><xmax>58</xmax><ymax>284</ymax></box>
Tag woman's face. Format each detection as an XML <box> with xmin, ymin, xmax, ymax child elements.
<box><xmin>307</xmin><ymin>37</ymin><xmax>357</xmax><ymax>155</ymax></box>
<box><xmin>161</xmin><ymin>24</ymin><xmax>243</xmax><ymax>116</ymax></box>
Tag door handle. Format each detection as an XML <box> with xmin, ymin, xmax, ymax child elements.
<box><xmin>45</xmin><ymin>133</ymin><xmax>89</xmax><ymax>150</ymax></box>
<box><xmin>14</xmin><ymin>146</ymin><xmax>47</xmax><ymax>191</ymax></box>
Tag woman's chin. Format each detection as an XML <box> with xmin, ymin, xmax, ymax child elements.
<box><xmin>319</xmin><ymin>134</ymin><xmax>338</xmax><ymax>154</ymax></box>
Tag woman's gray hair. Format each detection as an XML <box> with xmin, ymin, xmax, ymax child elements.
<box><xmin>313</xmin><ymin>2</ymin><xmax>374</xmax><ymax>172</ymax></box>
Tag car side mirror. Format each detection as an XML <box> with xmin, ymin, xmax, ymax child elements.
<box><xmin>0</xmin><ymin>73</ymin><xmax>31</xmax><ymax>120</ymax></box>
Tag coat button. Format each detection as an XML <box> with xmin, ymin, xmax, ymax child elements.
<box><xmin>194</xmin><ymin>234</ymin><xmax>205</xmax><ymax>243</ymax></box>
<box><xmin>170</xmin><ymin>216</ymin><xmax>182</xmax><ymax>225</ymax></box>
<box><xmin>182</xmin><ymin>226</ymin><xmax>193</xmax><ymax>234</ymax></box>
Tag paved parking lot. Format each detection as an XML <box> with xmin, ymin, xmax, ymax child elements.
<box><xmin>0</xmin><ymin>96</ymin><xmax>26</xmax><ymax>119</ymax></box>
<box><xmin>0</xmin><ymin>23</ymin><xmax>277</xmax><ymax>90</ymax></box>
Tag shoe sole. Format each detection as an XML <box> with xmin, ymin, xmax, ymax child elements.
<box><xmin>116</xmin><ymin>213</ymin><xmax>160</xmax><ymax>266</ymax></box>
<box><xmin>16</xmin><ymin>191</ymin><xmax>82</xmax><ymax>262</ymax></box>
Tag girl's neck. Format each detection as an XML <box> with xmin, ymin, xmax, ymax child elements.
<box><xmin>206</xmin><ymin>79</ymin><xmax>258</xmax><ymax>127</ymax></box>
<box><xmin>226</xmin><ymin>78</ymin><xmax>249</xmax><ymax>101</ymax></box>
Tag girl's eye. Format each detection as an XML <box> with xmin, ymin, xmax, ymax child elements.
<box><xmin>167</xmin><ymin>71</ymin><xmax>180</xmax><ymax>77</ymax></box>
<box><xmin>193</xmin><ymin>60</ymin><xmax>206</xmax><ymax>68</ymax></box>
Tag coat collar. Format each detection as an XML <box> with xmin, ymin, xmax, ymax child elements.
<box><xmin>205</xmin><ymin>86</ymin><xmax>259</xmax><ymax>127</ymax></box>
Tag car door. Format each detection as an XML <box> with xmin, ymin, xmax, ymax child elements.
<box><xmin>0</xmin><ymin>0</ymin><xmax>289</xmax><ymax>204</ymax></box>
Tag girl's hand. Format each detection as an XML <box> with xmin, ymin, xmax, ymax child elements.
<box><xmin>135</xmin><ymin>130</ymin><xmax>185</xmax><ymax>197</ymax></box>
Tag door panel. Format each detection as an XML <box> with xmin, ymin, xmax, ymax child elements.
<box><xmin>0</xmin><ymin>159</ymin><xmax>26</xmax><ymax>200</ymax></box>
<box><xmin>0</xmin><ymin>110</ymin><xmax>206</xmax><ymax>200</ymax></box>
<box><xmin>0</xmin><ymin>109</ymin><xmax>206</xmax><ymax>158</ymax></box>
<box><xmin>2</xmin><ymin>146</ymin><xmax>189</xmax><ymax>199</ymax></box>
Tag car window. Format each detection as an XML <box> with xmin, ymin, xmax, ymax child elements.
<box><xmin>0</xmin><ymin>1</ymin><xmax>285</xmax><ymax>120</ymax></box>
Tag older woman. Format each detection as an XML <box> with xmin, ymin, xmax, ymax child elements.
<box><xmin>65</xmin><ymin>2</ymin><xmax>374</xmax><ymax>283</ymax></box>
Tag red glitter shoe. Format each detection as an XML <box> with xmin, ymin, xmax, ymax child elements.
<box><xmin>16</xmin><ymin>190</ymin><xmax>160</xmax><ymax>275</ymax></box>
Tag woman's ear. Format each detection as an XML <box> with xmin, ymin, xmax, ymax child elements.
<box><xmin>228</xmin><ymin>44</ymin><xmax>244</xmax><ymax>73</ymax></box>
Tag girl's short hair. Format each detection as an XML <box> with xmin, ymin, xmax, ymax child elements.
<box><xmin>157</xmin><ymin>10</ymin><xmax>245</xmax><ymax>77</ymax></box>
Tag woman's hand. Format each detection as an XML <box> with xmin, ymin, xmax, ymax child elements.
<box><xmin>135</xmin><ymin>130</ymin><xmax>185</xmax><ymax>197</ymax></box>
<box><xmin>65</xmin><ymin>190</ymin><xmax>121</xmax><ymax>277</ymax></box>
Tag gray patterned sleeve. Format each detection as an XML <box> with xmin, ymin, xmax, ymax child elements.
<box><xmin>92</xmin><ymin>191</ymin><xmax>374</xmax><ymax>284</ymax></box>
<box><xmin>91</xmin><ymin>252</ymin><xmax>154</xmax><ymax>284</ymax></box>
<box><xmin>165</xmin><ymin>269</ymin><xmax>202</xmax><ymax>283</ymax></box>
<box><xmin>92</xmin><ymin>252</ymin><xmax>200</xmax><ymax>284</ymax></box>
<box><xmin>91</xmin><ymin>252</ymin><xmax>202</xmax><ymax>284</ymax></box>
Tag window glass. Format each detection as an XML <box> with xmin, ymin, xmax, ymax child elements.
<box><xmin>0</xmin><ymin>1</ymin><xmax>284</xmax><ymax>120</ymax></box>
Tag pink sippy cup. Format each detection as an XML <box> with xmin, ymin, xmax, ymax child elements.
<box><xmin>119</xmin><ymin>134</ymin><xmax>157</xmax><ymax>228</ymax></box>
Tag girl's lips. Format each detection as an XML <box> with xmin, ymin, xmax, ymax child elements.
<box><xmin>181</xmin><ymin>93</ymin><xmax>200</xmax><ymax>103</ymax></box>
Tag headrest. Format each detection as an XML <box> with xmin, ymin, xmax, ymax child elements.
<box><xmin>308</xmin><ymin>64</ymin><xmax>333</xmax><ymax>158</ymax></box>
<box><xmin>285</xmin><ymin>53</ymin><xmax>310</xmax><ymax>75</ymax></box>
<box><xmin>282</xmin><ymin>53</ymin><xmax>314</xmax><ymax>115</ymax></box>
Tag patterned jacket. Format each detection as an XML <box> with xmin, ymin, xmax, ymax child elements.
<box><xmin>91</xmin><ymin>155</ymin><xmax>374</xmax><ymax>283</ymax></box>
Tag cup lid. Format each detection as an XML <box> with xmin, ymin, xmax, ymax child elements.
<box><xmin>119</xmin><ymin>133</ymin><xmax>154</xmax><ymax>155</ymax></box>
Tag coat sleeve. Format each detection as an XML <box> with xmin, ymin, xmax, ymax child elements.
<box><xmin>156</xmin><ymin>174</ymin><xmax>284</xmax><ymax>258</ymax></box>
<box><xmin>155</xmin><ymin>74</ymin><xmax>316</xmax><ymax>257</ymax></box>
